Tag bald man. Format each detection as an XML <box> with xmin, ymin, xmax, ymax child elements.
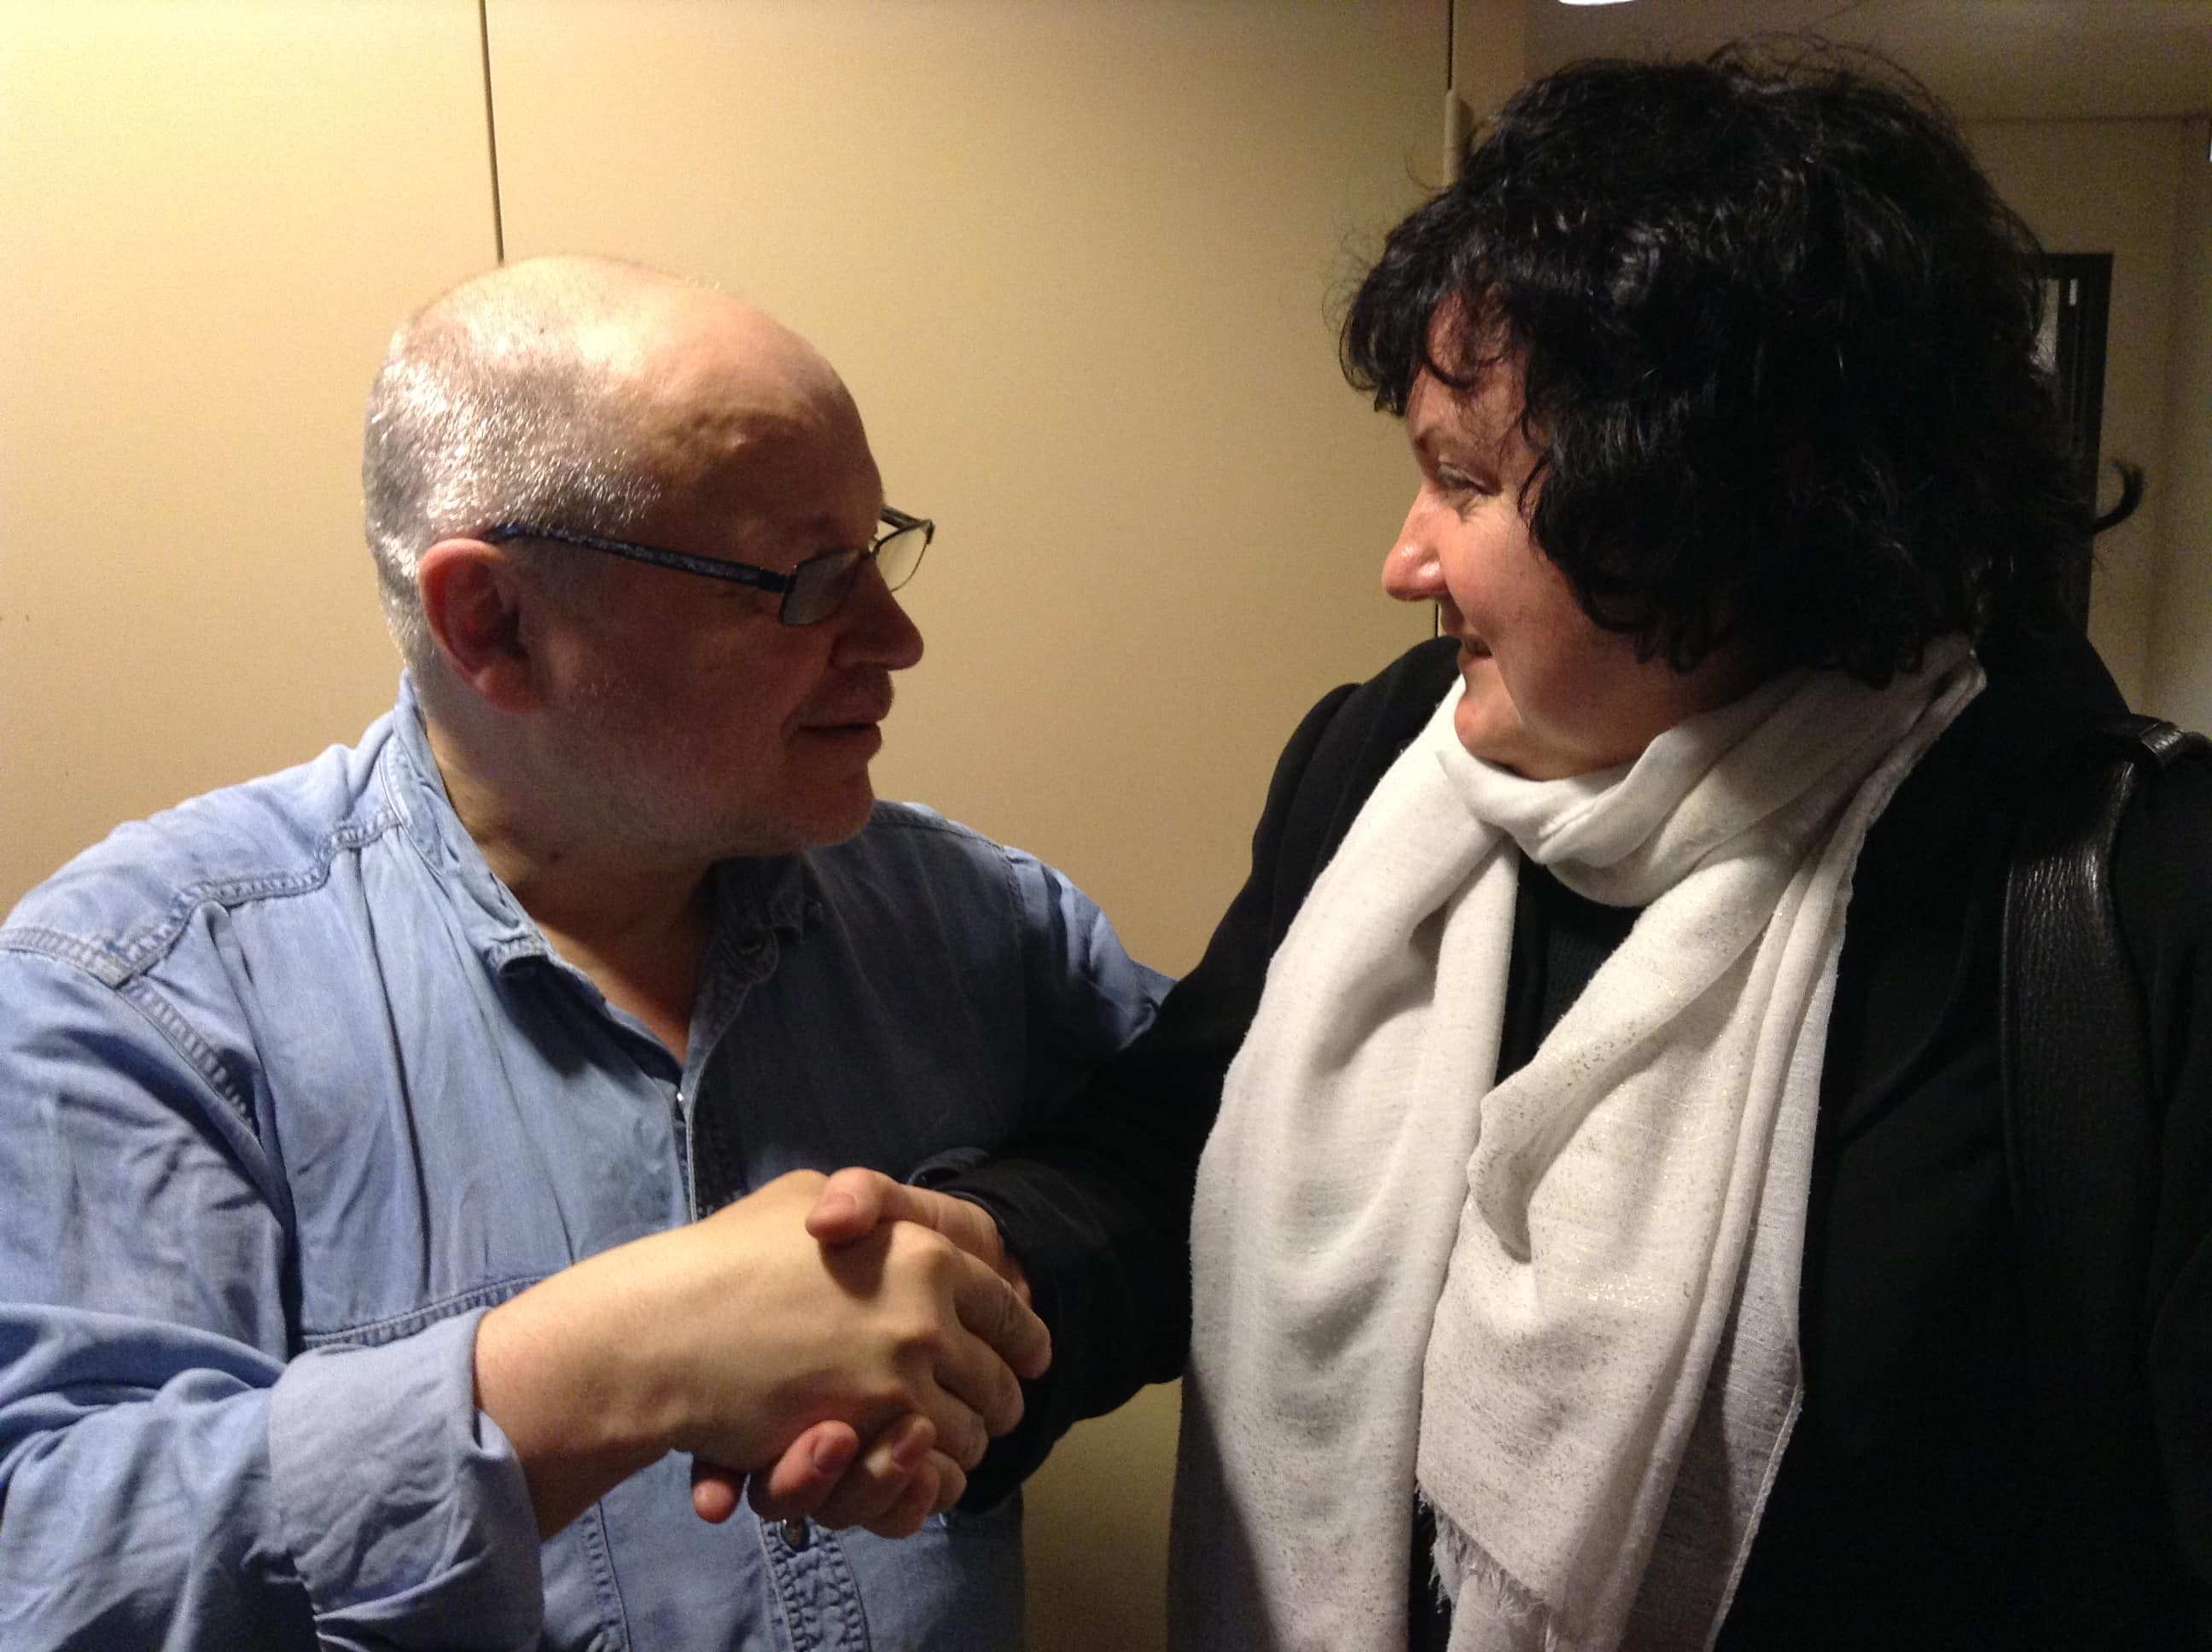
<box><xmin>0</xmin><ymin>258</ymin><xmax>1164</xmax><ymax>1649</ymax></box>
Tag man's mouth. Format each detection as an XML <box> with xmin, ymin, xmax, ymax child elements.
<box><xmin>800</xmin><ymin>687</ymin><xmax>894</xmax><ymax>733</ymax></box>
<box><xmin>800</xmin><ymin>672</ymin><xmax>894</xmax><ymax>730</ymax></box>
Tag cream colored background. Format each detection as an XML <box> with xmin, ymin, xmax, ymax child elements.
<box><xmin>1967</xmin><ymin>116</ymin><xmax>2203</xmax><ymax>709</ymax></box>
<box><xmin>485</xmin><ymin>12</ymin><xmax>1441</xmax><ymax>1643</ymax></box>
<box><xmin>0</xmin><ymin>0</ymin><xmax>494</xmax><ymax>907</ymax></box>
<box><xmin>2152</xmin><ymin>119</ymin><xmax>2212</xmax><ymax>726</ymax></box>
<box><xmin>480</xmin><ymin>0</ymin><xmax>1442</xmax><ymax>980</ymax></box>
<box><xmin>2</xmin><ymin>4</ymin><xmax>2204</xmax><ymax>1649</ymax></box>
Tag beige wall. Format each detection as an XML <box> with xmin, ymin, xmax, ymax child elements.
<box><xmin>2</xmin><ymin>4</ymin><xmax>1444</xmax><ymax>1648</ymax></box>
<box><xmin>2146</xmin><ymin>125</ymin><xmax>2212</xmax><ymax>732</ymax></box>
<box><xmin>483</xmin><ymin>0</ymin><xmax>1440</xmax><ymax>980</ymax></box>
<box><xmin>1966</xmin><ymin>117</ymin><xmax>2194</xmax><ymax>708</ymax></box>
<box><xmin>7</xmin><ymin>8</ymin><xmax>2203</xmax><ymax>1649</ymax></box>
<box><xmin>0</xmin><ymin>0</ymin><xmax>495</xmax><ymax>908</ymax></box>
<box><xmin>467</xmin><ymin>12</ymin><xmax>1445</xmax><ymax>1645</ymax></box>
<box><xmin>1452</xmin><ymin>0</ymin><xmax>1529</xmax><ymax>145</ymax></box>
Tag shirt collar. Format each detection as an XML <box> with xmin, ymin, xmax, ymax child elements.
<box><xmin>381</xmin><ymin>672</ymin><xmax>544</xmax><ymax>969</ymax></box>
<box><xmin>381</xmin><ymin>672</ymin><xmax>824</xmax><ymax>975</ymax></box>
<box><xmin>710</xmin><ymin>853</ymin><xmax>821</xmax><ymax>945</ymax></box>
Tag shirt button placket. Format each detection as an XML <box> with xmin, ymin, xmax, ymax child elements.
<box><xmin>760</xmin><ymin>1514</ymin><xmax>869</xmax><ymax>1649</ymax></box>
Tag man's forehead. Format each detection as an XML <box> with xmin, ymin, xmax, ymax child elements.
<box><xmin>649</xmin><ymin>385</ymin><xmax>875</xmax><ymax>494</ymax></box>
<box><xmin>626</xmin><ymin>302</ymin><xmax>878</xmax><ymax>501</ymax></box>
<box><xmin>643</xmin><ymin>402</ymin><xmax>883</xmax><ymax>552</ymax></box>
<box><xmin>432</xmin><ymin>258</ymin><xmax>882</xmax><ymax>534</ymax></box>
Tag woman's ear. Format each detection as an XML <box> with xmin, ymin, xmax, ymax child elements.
<box><xmin>416</xmin><ymin>539</ymin><xmax>541</xmax><ymax>714</ymax></box>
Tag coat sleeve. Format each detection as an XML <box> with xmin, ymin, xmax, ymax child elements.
<box><xmin>944</xmin><ymin>637</ymin><xmax>1472</xmax><ymax>1507</ymax></box>
<box><xmin>942</xmin><ymin>678</ymin><xmax>1361</xmax><ymax>1505</ymax></box>
<box><xmin>0</xmin><ymin>945</ymin><xmax>541</xmax><ymax>1651</ymax></box>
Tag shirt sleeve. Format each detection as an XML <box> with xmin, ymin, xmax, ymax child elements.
<box><xmin>0</xmin><ymin>945</ymin><xmax>541</xmax><ymax>1650</ymax></box>
<box><xmin>904</xmin><ymin>846</ymin><xmax>1169</xmax><ymax>1195</ymax></box>
<box><xmin>1005</xmin><ymin>843</ymin><xmax>1173</xmax><ymax>1108</ymax></box>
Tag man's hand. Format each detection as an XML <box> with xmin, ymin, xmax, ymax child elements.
<box><xmin>472</xmin><ymin>1169</ymin><xmax>1046</xmax><ymax>1538</ymax></box>
<box><xmin>690</xmin><ymin>1172</ymin><xmax>1029</xmax><ymax>1536</ymax></box>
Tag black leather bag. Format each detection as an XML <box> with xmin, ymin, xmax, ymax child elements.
<box><xmin>2002</xmin><ymin>713</ymin><xmax>2211</xmax><ymax>1643</ymax></box>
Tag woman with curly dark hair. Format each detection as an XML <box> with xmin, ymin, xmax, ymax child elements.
<box><xmin>1145</xmin><ymin>50</ymin><xmax>2208</xmax><ymax>1652</ymax></box>
<box><xmin>811</xmin><ymin>44</ymin><xmax>2209</xmax><ymax>1652</ymax></box>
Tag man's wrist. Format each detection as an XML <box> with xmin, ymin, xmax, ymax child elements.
<box><xmin>473</xmin><ymin>1283</ymin><xmax>669</xmax><ymax>1536</ymax></box>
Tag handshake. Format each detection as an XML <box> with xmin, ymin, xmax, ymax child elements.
<box><xmin>472</xmin><ymin>1169</ymin><xmax>1040</xmax><ymax>1543</ymax></box>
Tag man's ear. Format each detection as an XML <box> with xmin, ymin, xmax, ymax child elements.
<box><xmin>417</xmin><ymin>539</ymin><xmax>540</xmax><ymax>714</ymax></box>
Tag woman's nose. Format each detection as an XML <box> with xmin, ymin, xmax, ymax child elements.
<box><xmin>1382</xmin><ymin>496</ymin><xmax>1444</xmax><ymax>603</ymax></box>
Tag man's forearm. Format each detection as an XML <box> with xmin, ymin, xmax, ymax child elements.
<box><xmin>0</xmin><ymin>1306</ymin><xmax>543</xmax><ymax>1650</ymax></box>
<box><xmin>472</xmin><ymin>1169</ymin><xmax>1045</xmax><ymax>1539</ymax></box>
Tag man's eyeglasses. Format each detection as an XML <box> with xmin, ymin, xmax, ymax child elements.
<box><xmin>480</xmin><ymin>507</ymin><xmax>933</xmax><ymax>627</ymax></box>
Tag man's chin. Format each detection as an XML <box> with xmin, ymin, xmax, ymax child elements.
<box><xmin>776</xmin><ymin>782</ymin><xmax>881</xmax><ymax>852</ymax></box>
<box><xmin>698</xmin><ymin>771</ymin><xmax>882</xmax><ymax>861</ymax></box>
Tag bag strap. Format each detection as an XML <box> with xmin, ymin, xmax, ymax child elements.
<box><xmin>2001</xmin><ymin>714</ymin><xmax>2204</xmax><ymax>1353</ymax></box>
<box><xmin>2000</xmin><ymin>711</ymin><xmax>2210</xmax><ymax>1626</ymax></box>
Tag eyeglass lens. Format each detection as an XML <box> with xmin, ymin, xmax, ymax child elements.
<box><xmin>874</xmin><ymin>522</ymin><xmax>928</xmax><ymax>593</ymax></box>
<box><xmin>784</xmin><ymin>523</ymin><xmax>928</xmax><ymax>625</ymax></box>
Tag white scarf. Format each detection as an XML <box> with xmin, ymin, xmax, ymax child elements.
<box><xmin>1168</xmin><ymin>643</ymin><xmax>1982</xmax><ymax>1652</ymax></box>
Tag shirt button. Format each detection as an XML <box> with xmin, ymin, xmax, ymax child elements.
<box><xmin>779</xmin><ymin>1517</ymin><xmax>811</xmax><ymax>1550</ymax></box>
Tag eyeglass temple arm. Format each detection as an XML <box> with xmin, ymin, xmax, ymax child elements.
<box><xmin>480</xmin><ymin>521</ymin><xmax>794</xmax><ymax>595</ymax></box>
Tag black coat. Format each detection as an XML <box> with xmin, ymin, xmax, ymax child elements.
<box><xmin>950</xmin><ymin>627</ymin><xmax>2212</xmax><ymax>1646</ymax></box>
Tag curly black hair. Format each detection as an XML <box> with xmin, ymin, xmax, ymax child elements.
<box><xmin>1342</xmin><ymin>44</ymin><xmax>2110</xmax><ymax>683</ymax></box>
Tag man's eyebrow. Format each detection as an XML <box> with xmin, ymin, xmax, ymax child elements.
<box><xmin>771</xmin><ymin>509</ymin><xmax>873</xmax><ymax>545</ymax></box>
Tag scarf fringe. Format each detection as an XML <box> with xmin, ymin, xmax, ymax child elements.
<box><xmin>1428</xmin><ymin>1495</ymin><xmax>1580</xmax><ymax>1652</ymax></box>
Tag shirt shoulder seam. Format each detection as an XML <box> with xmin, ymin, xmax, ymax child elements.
<box><xmin>864</xmin><ymin>802</ymin><xmax>1011</xmax><ymax>862</ymax></box>
<box><xmin>0</xmin><ymin>939</ymin><xmax>271</xmax><ymax>1161</ymax></box>
<box><xmin>2</xmin><ymin>804</ymin><xmax>407</xmax><ymax>986</ymax></box>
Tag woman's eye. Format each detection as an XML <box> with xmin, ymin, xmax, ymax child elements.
<box><xmin>1435</xmin><ymin>468</ymin><xmax>1495</xmax><ymax>507</ymax></box>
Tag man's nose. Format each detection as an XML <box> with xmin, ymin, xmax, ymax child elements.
<box><xmin>831</xmin><ymin>562</ymin><xmax>925</xmax><ymax>671</ymax></box>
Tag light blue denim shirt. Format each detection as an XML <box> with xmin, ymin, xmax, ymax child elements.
<box><xmin>0</xmin><ymin>676</ymin><xmax>1167</xmax><ymax>1651</ymax></box>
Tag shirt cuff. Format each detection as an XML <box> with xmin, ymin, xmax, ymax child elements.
<box><xmin>268</xmin><ymin>1307</ymin><xmax>541</xmax><ymax>1649</ymax></box>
